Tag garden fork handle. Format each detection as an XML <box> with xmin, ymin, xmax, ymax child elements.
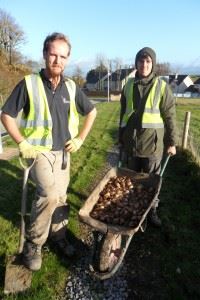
<box><xmin>18</xmin><ymin>158</ymin><xmax>36</xmax><ymax>253</ymax></box>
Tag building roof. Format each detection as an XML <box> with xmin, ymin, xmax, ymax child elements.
<box><xmin>109</xmin><ymin>68</ymin><xmax>135</xmax><ymax>81</ymax></box>
<box><xmin>193</xmin><ymin>77</ymin><xmax>200</xmax><ymax>84</ymax></box>
<box><xmin>87</xmin><ymin>70</ymin><xmax>108</xmax><ymax>84</ymax></box>
<box><xmin>185</xmin><ymin>85</ymin><xmax>200</xmax><ymax>93</ymax></box>
<box><xmin>169</xmin><ymin>75</ymin><xmax>188</xmax><ymax>85</ymax></box>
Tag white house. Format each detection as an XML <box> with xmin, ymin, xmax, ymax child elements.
<box><xmin>169</xmin><ymin>75</ymin><xmax>193</xmax><ymax>93</ymax></box>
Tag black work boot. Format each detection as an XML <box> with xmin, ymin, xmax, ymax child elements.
<box><xmin>148</xmin><ymin>208</ymin><xmax>162</xmax><ymax>227</ymax></box>
<box><xmin>23</xmin><ymin>241</ymin><xmax>42</xmax><ymax>271</ymax></box>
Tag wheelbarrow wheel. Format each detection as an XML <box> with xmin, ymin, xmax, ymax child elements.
<box><xmin>99</xmin><ymin>232</ymin><xmax>122</xmax><ymax>272</ymax></box>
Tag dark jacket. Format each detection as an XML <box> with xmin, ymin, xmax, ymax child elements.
<box><xmin>119</xmin><ymin>72</ymin><xmax>176</xmax><ymax>158</ymax></box>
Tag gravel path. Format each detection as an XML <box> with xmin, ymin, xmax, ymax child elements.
<box><xmin>62</xmin><ymin>148</ymin><xmax>132</xmax><ymax>300</ymax></box>
<box><xmin>63</xmin><ymin>225</ymin><xmax>130</xmax><ymax>300</ymax></box>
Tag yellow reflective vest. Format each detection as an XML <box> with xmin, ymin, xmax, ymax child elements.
<box><xmin>121</xmin><ymin>78</ymin><xmax>166</xmax><ymax>128</ymax></box>
<box><xmin>20</xmin><ymin>74</ymin><xmax>79</xmax><ymax>151</ymax></box>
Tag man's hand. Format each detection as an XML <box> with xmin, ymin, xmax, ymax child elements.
<box><xmin>167</xmin><ymin>145</ymin><xmax>176</xmax><ymax>156</ymax></box>
<box><xmin>65</xmin><ymin>137</ymin><xmax>83</xmax><ymax>153</ymax></box>
<box><xmin>18</xmin><ymin>140</ymin><xmax>38</xmax><ymax>159</ymax></box>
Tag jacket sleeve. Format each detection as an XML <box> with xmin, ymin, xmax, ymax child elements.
<box><xmin>119</xmin><ymin>87</ymin><xmax>127</xmax><ymax>127</ymax></box>
<box><xmin>160</xmin><ymin>82</ymin><xmax>177</xmax><ymax>146</ymax></box>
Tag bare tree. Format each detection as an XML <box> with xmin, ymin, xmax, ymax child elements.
<box><xmin>23</xmin><ymin>58</ymin><xmax>41</xmax><ymax>72</ymax></box>
<box><xmin>95</xmin><ymin>53</ymin><xmax>108</xmax><ymax>70</ymax></box>
<box><xmin>113</xmin><ymin>57</ymin><xmax>123</xmax><ymax>71</ymax></box>
<box><xmin>0</xmin><ymin>9</ymin><xmax>26</xmax><ymax>63</ymax></box>
<box><xmin>156</xmin><ymin>62</ymin><xmax>171</xmax><ymax>75</ymax></box>
<box><xmin>112</xmin><ymin>57</ymin><xmax>123</xmax><ymax>91</ymax></box>
<box><xmin>95</xmin><ymin>54</ymin><xmax>108</xmax><ymax>90</ymax></box>
<box><xmin>72</xmin><ymin>66</ymin><xmax>85</xmax><ymax>87</ymax></box>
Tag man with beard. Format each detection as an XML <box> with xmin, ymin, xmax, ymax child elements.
<box><xmin>1</xmin><ymin>32</ymin><xmax>97</xmax><ymax>271</ymax></box>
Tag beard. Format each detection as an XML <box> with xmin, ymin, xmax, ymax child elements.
<box><xmin>47</xmin><ymin>64</ymin><xmax>64</xmax><ymax>77</ymax></box>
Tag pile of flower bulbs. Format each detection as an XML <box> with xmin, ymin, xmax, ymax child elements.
<box><xmin>90</xmin><ymin>176</ymin><xmax>155</xmax><ymax>228</ymax></box>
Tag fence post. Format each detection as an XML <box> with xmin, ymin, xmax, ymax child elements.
<box><xmin>182</xmin><ymin>111</ymin><xmax>191</xmax><ymax>149</ymax></box>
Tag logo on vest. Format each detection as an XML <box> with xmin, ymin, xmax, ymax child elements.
<box><xmin>61</xmin><ymin>96</ymin><xmax>70</xmax><ymax>104</ymax></box>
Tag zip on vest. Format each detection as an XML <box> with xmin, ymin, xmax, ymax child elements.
<box><xmin>20</xmin><ymin>74</ymin><xmax>79</xmax><ymax>150</ymax></box>
<box><xmin>121</xmin><ymin>78</ymin><xmax>166</xmax><ymax>129</ymax></box>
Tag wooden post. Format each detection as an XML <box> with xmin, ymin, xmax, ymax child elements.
<box><xmin>182</xmin><ymin>111</ymin><xmax>191</xmax><ymax>149</ymax></box>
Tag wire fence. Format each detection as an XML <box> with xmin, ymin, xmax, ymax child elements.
<box><xmin>177</xmin><ymin>112</ymin><xmax>200</xmax><ymax>166</ymax></box>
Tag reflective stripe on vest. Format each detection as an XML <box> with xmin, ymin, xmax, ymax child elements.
<box><xmin>65</xmin><ymin>79</ymin><xmax>79</xmax><ymax>139</ymax></box>
<box><xmin>20</xmin><ymin>74</ymin><xmax>79</xmax><ymax>151</ymax></box>
<box><xmin>122</xmin><ymin>78</ymin><xmax>166</xmax><ymax>129</ymax></box>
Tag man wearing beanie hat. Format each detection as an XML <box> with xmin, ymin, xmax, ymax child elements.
<box><xmin>119</xmin><ymin>47</ymin><xmax>176</xmax><ymax>227</ymax></box>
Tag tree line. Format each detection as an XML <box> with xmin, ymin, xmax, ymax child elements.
<box><xmin>0</xmin><ymin>7</ymin><xmax>172</xmax><ymax>96</ymax></box>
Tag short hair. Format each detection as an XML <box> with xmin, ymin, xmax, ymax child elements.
<box><xmin>43</xmin><ymin>32</ymin><xmax>71</xmax><ymax>56</ymax></box>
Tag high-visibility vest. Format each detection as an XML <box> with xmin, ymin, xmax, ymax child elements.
<box><xmin>121</xmin><ymin>78</ymin><xmax>166</xmax><ymax>128</ymax></box>
<box><xmin>20</xmin><ymin>74</ymin><xmax>79</xmax><ymax>151</ymax></box>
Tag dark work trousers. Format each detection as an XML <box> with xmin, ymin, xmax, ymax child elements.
<box><xmin>127</xmin><ymin>156</ymin><xmax>162</xmax><ymax>208</ymax></box>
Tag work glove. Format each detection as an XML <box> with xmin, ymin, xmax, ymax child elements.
<box><xmin>18</xmin><ymin>140</ymin><xmax>38</xmax><ymax>159</ymax></box>
<box><xmin>65</xmin><ymin>137</ymin><xmax>83</xmax><ymax>153</ymax></box>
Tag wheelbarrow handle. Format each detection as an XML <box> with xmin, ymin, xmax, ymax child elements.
<box><xmin>160</xmin><ymin>154</ymin><xmax>171</xmax><ymax>177</ymax></box>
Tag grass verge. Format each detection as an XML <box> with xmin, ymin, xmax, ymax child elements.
<box><xmin>126</xmin><ymin>149</ymin><xmax>200</xmax><ymax>299</ymax></box>
<box><xmin>0</xmin><ymin>101</ymin><xmax>200</xmax><ymax>299</ymax></box>
<box><xmin>0</xmin><ymin>102</ymin><xmax>120</xmax><ymax>299</ymax></box>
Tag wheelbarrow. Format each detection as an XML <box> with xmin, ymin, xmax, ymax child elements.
<box><xmin>78</xmin><ymin>155</ymin><xmax>170</xmax><ymax>280</ymax></box>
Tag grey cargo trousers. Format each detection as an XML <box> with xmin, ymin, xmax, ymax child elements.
<box><xmin>26</xmin><ymin>151</ymin><xmax>70</xmax><ymax>246</ymax></box>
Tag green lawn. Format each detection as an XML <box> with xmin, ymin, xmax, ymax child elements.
<box><xmin>0</xmin><ymin>101</ymin><xmax>200</xmax><ymax>299</ymax></box>
<box><xmin>176</xmin><ymin>98</ymin><xmax>200</xmax><ymax>161</ymax></box>
<box><xmin>126</xmin><ymin>149</ymin><xmax>200</xmax><ymax>299</ymax></box>
<box><xmin>0</xmin><ymin>102</ymin><xmax>120</xmax><ymax>299</ymax></box>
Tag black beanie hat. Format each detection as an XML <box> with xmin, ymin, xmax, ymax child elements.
<box><xmin>135</xmin><ymin>47</ymin><xmax>156</xmax><ymax>72</ymax></box>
